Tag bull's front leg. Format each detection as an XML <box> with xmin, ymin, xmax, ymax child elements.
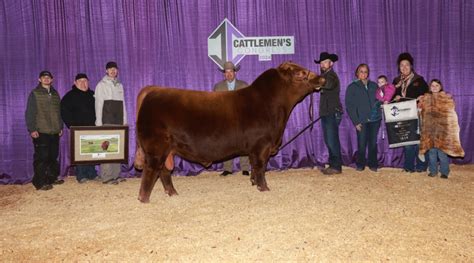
<box><xmin>249</xmin><ymin>146</ymin><xmax>271</xmax><ymax>192</ymax></box>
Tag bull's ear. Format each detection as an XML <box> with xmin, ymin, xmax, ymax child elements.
<box><xmin>278</xmin><ymin>62</ymin><xmax>295</xmax><ymax>72</ymax></box>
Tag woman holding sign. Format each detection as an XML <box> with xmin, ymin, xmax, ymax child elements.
<box><xmin>393</xmin><ymin>52</ymin><xmax>429</xmax><ymax>173</ymax></box>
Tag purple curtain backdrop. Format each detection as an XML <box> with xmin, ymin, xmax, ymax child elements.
<box><xmin>1</xmin><ymin>0</ymin><xmax>473</xmax><ymax>184</ymax></box>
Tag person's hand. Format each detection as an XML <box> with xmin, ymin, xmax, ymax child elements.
<box><xmin>395</xmin><ymin>80</ymin><xmax>403</xmax><ymax>88</ymax></box>
<box><xmin>383</xmin><ymin>101</ymin><xmax>389</xmax><ymax>104</ymax></box>
<box><xmin>59</xmin><ymin>130</ymin><xmax>63</xmax><ymax>137</ymax></box>
<box><xmin>356</xmin><ymin>124</ymin><xmax>362</xmax><ymax>131</ymax></box>
<box><xmin>394</xmin><ymin>95</ymin><xmax>401</xmax><ymax>101</ymax></box>
<box><xmin>30</xmin><ymin>131</ymin><xmax>39</xmax><ymax>138</ymax></box>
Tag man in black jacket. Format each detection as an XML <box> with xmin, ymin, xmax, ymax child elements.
<box><xmin>61</xmin><ymin>73</ymin><xmax>98</xmax><ymax>183</ymax></box>
<box><xmin>314</xmin><ymin>52</ymin><xmax>343</xmax><ymax>175</ymax></box>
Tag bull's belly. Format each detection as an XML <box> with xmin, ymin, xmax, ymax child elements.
<box><xmin>175</xmin><ymin>147</ymin><xmax>245</xmax><ymax>164</ymax></box>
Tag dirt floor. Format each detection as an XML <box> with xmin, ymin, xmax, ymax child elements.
<box><xmin>1</xmin><ymin>165</ymin><xmax>472</xmax><ymax>261</ymax></box>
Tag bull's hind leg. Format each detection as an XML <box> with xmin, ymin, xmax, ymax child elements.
<box><xmin>249</xmin><ymin>144</ymin><xmax>272</xmax><ymax>192</ymax></box>
<box><xmin>138</xmin><ymin>155</ymin><xmax>164</xmax><ymax>203</ymax></box>
<box><xmin>134</xmin><ymin>145</ymin><xmax>145</xmax><ymax>170</ymax></box>
<box><xmin>159</xmin><ymin>165</ymin><xmax>178</xmax><ymax>196</ymax></box>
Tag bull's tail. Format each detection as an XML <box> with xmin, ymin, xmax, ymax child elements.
<box><xmin>134</xmin><ymin>86</ymin><xmax>160</xmax><ymax>170</ymax></box>
<box><xmin>136</xmin><ymin>86</ymin><xmax>159</xmax><ymax>120</ymax></box>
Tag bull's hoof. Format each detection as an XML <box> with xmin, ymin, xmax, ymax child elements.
<box><xmin>257</xmin><ymin>185</ymin><xmax>270</xmax><ymax>192</ymax></box>
<box><xmin>165</xmin><ymin>189</ymin><xmax>178</xmax><ymax>196</ymax></box>
<box><xmin>138</xmin><ymin>196</ymin><xmax>150</xmax><ymax>203</ymax></box>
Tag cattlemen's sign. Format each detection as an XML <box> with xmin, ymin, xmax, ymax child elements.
<box><xmin>383</xmin><ymin>99</ymin><xmax>420</xmax><ymax>148</ymax></box>
<box><xmin>232</xmin><ymin>37</ymin><xmax>294</xmax><ymax>61</ymax></box>
<box><xmin>208</xmin><ymin>18</ymin><xmax>294</xmax><ymax>69</ymax></box>
<box><xmin>233</xmin><ymin>38</ymin><xmax>292</xmax><ymax>48</ymax></box>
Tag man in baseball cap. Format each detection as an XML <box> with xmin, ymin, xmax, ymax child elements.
<box><xmin>25</xmin><ymin>70</ymin><xmax>63</xmax><ymax>190</ymax></box>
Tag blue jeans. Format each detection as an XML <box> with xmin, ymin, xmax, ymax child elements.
<box><xmin>356</xmin><ymin>120</ymin><xmax>381</xmax><ymax>169</ymax></box>
<box><xmin>75</xmin><ymin>165</ymin><xmax>98</xmax><ymax>181</ymax></box>
<box><xmin>428</xmin><ymin>148</ymin><xmax>450</xmax><ymax>176</ymax></box>
<box><xmin>321</xmin><ymin>112</ymin><xmax>342</xmax><ymax>170</ymax></box>
<box><xmin>403</xmin><ymin>144</ymin><xmax>427</xmax><ymax>172</ymax></box>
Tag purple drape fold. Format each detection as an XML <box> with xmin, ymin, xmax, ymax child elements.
<box><xmin>1</xmin><ymin>0</ymin><xmax>473</xmax><ymax>184</ymax></box>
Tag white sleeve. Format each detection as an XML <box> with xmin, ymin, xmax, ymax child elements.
<box><xmin>95</xmin><ymin>82</ymin><xmax>104</xmax><ymax>126</ymax></box>
<box><xmin>122</xmin><ymin>87</ymin><xmax>128</xmax><ymax>125</ymax></box>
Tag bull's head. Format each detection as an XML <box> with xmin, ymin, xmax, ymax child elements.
<box><xmin>278</xmin><ymin>62</ymin><xmax>326</xmax><ymax>92</ymax></box>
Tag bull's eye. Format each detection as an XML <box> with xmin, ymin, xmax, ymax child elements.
<box><xmin>303</xmin><ymin>71</ymin><xmax>309</xmax><ymax>81</ymax></box>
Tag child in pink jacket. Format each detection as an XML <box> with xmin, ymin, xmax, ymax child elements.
<box><xmin>376</xmin><ymin>75</ymin><xmax>396</xmax><ymax>103</ymax></box>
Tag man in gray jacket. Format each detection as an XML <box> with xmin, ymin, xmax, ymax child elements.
<box><xmin>213</xmin><ymin>61</ymin><xmax>250</xmax><ymax>176</ymax></box>
<box><xmin>95</xmin><ymin>61</ymin><xmax>127</xmax><ymax>184</ymax></box>
<box><xmin>314</xmin><ymin>52</ymin><xmax>343</xmax><ymax>175</ymax></box>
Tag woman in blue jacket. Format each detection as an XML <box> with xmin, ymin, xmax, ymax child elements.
<box><xmin>345</xmin><ymin>64</ymin><xmax>381</xmax><ymax>172</ymax></box>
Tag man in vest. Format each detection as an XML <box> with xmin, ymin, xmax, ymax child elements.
<box><xmin>25</xmin><ymin>70</ymin><xmax>64</xmax><ymax>190</ymax></box>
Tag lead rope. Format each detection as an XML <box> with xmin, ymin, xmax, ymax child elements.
<box><xmin>279</xmin><ymin>77</ymin><xmax>320</xmax><ymax>151</ymax></box>
<box><xmin>309</xmin><ymin>93</ymin><xmax>314</xmax><ymax>131</ymax></box>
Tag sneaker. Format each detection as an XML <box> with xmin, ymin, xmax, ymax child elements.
<box><xmin>428</xmin><ymin>173</ymin><xmax>436</xmax><ymax>177</ymax></box>
<box><xmin>369</xmin><ymin>167</ymin><xmax>378</xmax><ymax>172</ymax></box>
<box><xmin>53</xmin><ymin>179</ymin><xmax>65</xmax><ymax>185</ymax></box>
<box><xmin>220</xmin><ymin>171</ymin><xmax>232</xmax><ymax>176</ymax></box>
<box><xmin>38</xmin><ymin>184</ymin><xmax>53</xmax><ymax>191</ymax></box>
<box><xmin>78</xmin><ymin>178</ymin><xmax>89</xmax><ymax>184</ymax></box>
<box><xmin>356</xmin><ymin>166</ymin><xmax>365</xmax><ymax>171</ymax></box>
<box><xmin>102</xmin><ymin>178</ymin><xmax>119</xmax><ymax>185</ymax></box>
<box><xmin>440</xmin><ymin>174</ymin><xmax>448</xmax><ymax>179</ymax></box>
<box><xmin>321</xmin><ymin>167</ymin><xmax>342</xmax><ymax>175</ymax></box>
<box><xmin>117</xmin><ymin>177</ymin><xmax>127</xmax><ymax>182</ymax></box>
<box><xmin>403</xmin><ymin>169</ymin><xmax>415</xmax><ymax>173</ymax></box>
<box><xmin>93</xmin><ymin>176</ymin><xmax>103</xmax><ymax>182</ymax></box>
<box><xmin>242</xmin><ymin>171</ymin><xmax>250</xmax><ymax>176</ymax></box>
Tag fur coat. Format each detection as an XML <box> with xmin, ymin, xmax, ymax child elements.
<box><xmin>418</xmin><ymin>92</ymin><xmax>464</xmax><ymax>158</ymax></box>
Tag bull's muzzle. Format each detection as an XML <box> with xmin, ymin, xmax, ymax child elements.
<box><xmin>308</xmin><ymin>73</ymin><xmax>326</xmax><ymax>89</ymax></box>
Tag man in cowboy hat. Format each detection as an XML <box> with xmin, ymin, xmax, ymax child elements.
<box><xmin>314</xmin><ymin>52</ymin><xmax>344</xmax><ymax>175</ymax></box>
<box><xmin>212</xmin><ymin>61</ymin><xmax>250</xmax><ymax>176</ymax></box>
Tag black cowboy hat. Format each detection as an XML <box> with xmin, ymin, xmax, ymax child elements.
<box><xmin>314</xmin><ymin>52</ymin><xmax>338</xmax><ymax>64</ymax></box>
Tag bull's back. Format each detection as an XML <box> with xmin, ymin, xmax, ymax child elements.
<box><xmin>138</xmin><ymin>87</ymin><xmax>254</xmax><ymax>132</ymax></box>
<box><xmin>136</xmin><ymin>87</ymin><xmax>272</xmax><ymax>158</ymax></box>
